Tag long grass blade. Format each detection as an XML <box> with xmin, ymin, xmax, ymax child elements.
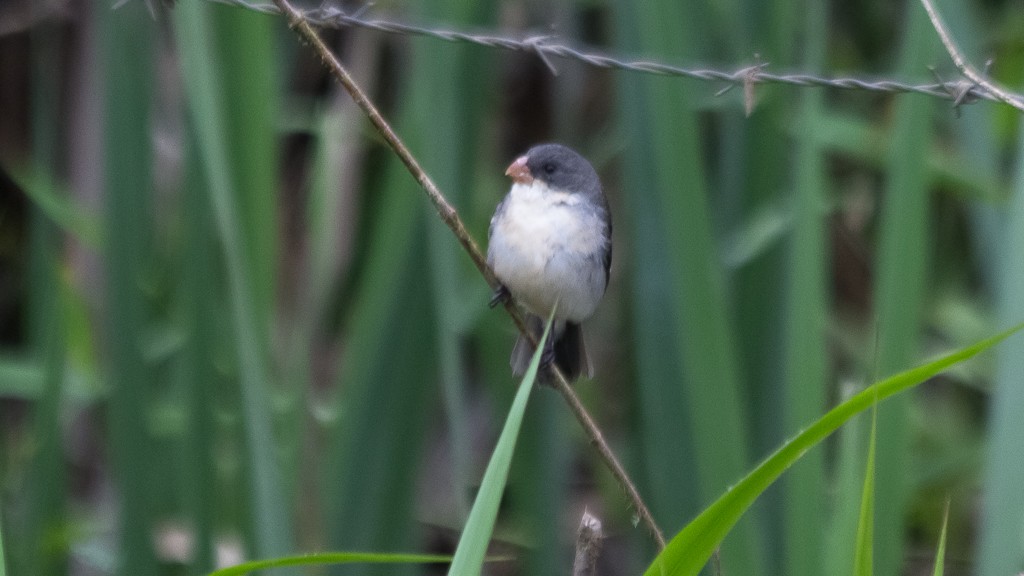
<box><xmin>976</xmin><ymin>59</ymin><xmax>1024</xmax><ymax>576</ymax></box>
<box><xmin>100</xmin><ymin>2</ymin><xmax>158</xmax><ymax>574</ymax></box>
<box><xmin>209</xmin><ymin>552</ymin><xmax>454</xmax><ymax>576</ymax></box>
<box><xmin>824</xmin><ymin>389</ymin><xmax>868</xmax><ymax>575</ymax></box>
<box><xmin>21</xmin><ymin>302</ymin><xmax>67</xmax><ymax>576</ymax></box>
<box><xmin>782</xmin><ymin>1</ymin><xmax>829</xmax><ymax>574</ymax></box>
<box><xmin>173</xmin><ymin>1</ymin><xmax>292</xmax><ymax>559</ymax></box>
<box><xmin>871</xmin><ymin>5</ymin><xmax>942</xmax><ymax>574</ymax></box>
<box><xmin>178</xmin><ymin>128</ymin><xmax>220</xmax><ymax>573</ymax></box>
<box><xmin>323</xmin><ymin>143</ymin><xmax>436</xmax><ymax>572</ymax></box>
<box><xmin>0</xmin><ymin>498</ymin><xmax>6</xmax><ymax>576</ymax></box>
<box><xmin>852</xmin><ymin>405</ymin><xmax>878</xmax><ymax>576</ymax></box>
<box><xmin>932</xmin><ymin>499</ymin><xmax>950</xmax><ymax>576</ymax></box>
<box><xmin>613</xmin><ymin>1</ymin><xmax>759</xmax><ymax>571</ymax></box>
<box><xmin>643</xmin><ymin>324</ymin><xmax>1022</xmax><ymax>576</ymax></box>
<box><xmin>446</xmin><ymin>314</ymin><xmax>551</xmax><ymax>576</ymax></box>
<box><xmin>412</xmin><ymin>0</ymin><xmax>489</xmax><ymax>526</ymax></box>
<box><xmin>10</xmin><ymin>170</ymin><xmax>100</xmax><ymax>250</ymax></box>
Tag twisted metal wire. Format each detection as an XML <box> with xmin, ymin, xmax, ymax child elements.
<box><xmin>203</xmin><ymin>0</ymin><xmax>1010</xmax><ymax>107</ymax></box>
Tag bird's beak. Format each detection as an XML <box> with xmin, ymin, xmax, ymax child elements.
<box><xmin>505</xmin><ymin>155</ymin><xmax>533</xmax><ymax>184</ymax></box>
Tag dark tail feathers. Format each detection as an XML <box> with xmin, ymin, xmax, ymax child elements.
<box><xmin>510</xmin><ymin>316</ymin><xmax>593</xmax><ymax>383</ymax></box>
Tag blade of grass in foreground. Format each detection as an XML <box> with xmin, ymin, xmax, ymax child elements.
<box><xmin>825</xmin><ymin>394</ymin><xmax>868</xmax><ymax>575</ymax></box>
<box><xmin>852</xmin><ymin>405</ymin><xmax>878</xmax><ymax>576</ymax></box>
<box><xmin>208</xmin><ymin>552</ymin><xmax>452</xmax><ymax>576</ymax></box>
<box><xmin>643</xmin><ymin>324</ymin><xmax>1023</xmax><ymax>576</ymax></box>
<box><xmin>446</xmin><ymin>314</ymin><xmax>553</xmax><ymax>576</ymax></box>
<box><xmin>0</xmin><ymin>498</ymin><xmax>7</xmax><ymax>576</ymax></box>
<box><xmin>932</xmin><ymin>500</ymin><xmax>950</xmax><ymax>576</ymax></box>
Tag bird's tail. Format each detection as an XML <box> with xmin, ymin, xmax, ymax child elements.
<box><xmin>510</xmin><ymin>315</ymin><xmax>593</xmax><ymax>383</ymax></box>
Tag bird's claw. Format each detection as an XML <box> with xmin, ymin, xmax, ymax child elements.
<box><xmin>489</xmin><ymin>285</ymin><xmax>511</xmax><ymax>308</ymax></box>
<box><xmin>540</xmin><ymin>345</ymin><xmax>555</xmax><ymax>368</ymax></box>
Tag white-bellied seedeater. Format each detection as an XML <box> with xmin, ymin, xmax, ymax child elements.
<box><xmin>487</xmin><ymin>143</ymin><xmax>612</xmax><ymax>382</ymax></box>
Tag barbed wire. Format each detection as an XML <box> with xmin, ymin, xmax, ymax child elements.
<box><xmin>200</xmin><ymin>0</ymin><xmax>1015</xmax><ymax>109</ymax></box>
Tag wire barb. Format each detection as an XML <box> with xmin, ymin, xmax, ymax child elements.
<box><xmin>523</xmin><ymin>35</ymin><xmax>560</xmax><ymax>76</ymax></box>
<box><xmin>918</xmin><ymin>0</ymin><xmax>1024</xmax><ymax>113</ymax></box>
<box><xmin>197</xmin><ymin>0</ymin><xmax>1024</xmax><ymax>110</ymax></box>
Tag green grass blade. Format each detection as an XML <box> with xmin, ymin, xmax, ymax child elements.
<box><xmin>643</xmin><ymin>324</ymin><xmax>1023</xmax><ymax>576</ymax></box>
<box><xmin>872</xmin><ymin>5</ymin><xmax>942</xmax><ymax>574</ymax></box>
<box><xmin>210</xmin><ymin>6</ymin><xmax>278</xmax><ymax>322</ymax></box>
<box><xmin>825</xmin><ymin>392</ymin><xmax>868</xmax><ymax>575</ymax></box>
<box><xmin>10</xmin><ymin>169</ymin><xmax>101</xmax><ymax>250</ymax></box>
<box><xmin>173</xmin><ymin>2</ymin><xmax>292</xmax><ymax>559</ymax></box>
<box><xmin>322</xmin><ymin>127</ymin><xmax>436</xmax><ymax>574</ymax></box>
<box><xmin>852</xmin><ymin>405</ymin><xmax>878</xmax><ymax>576</ymax></box>
<box><xmin>932</xmin><ymin>500</ymin><xmax>950</xmax><ymax>576</ymax></box>
<box><xmin>0</xmin><ymin>498</ymin><xmax>6</xmax><ymax>576</ymax></box>
<box><xmin>410</xmin><ymin>0</ymin><xmax>490</xmax><ymax>527</ymax></box>
<box><xmin>614</xmin><ymin>2</ymin><xmax>758</xmax><ymax>571</ymax></box>
<box><xmin>794</xmin><ymin>111</ymin><xmax>1002</xmax><ymax>204</ymax></box>
<box><xmin>178</xmin><ymin>128</ymin><xmax>220</xmax><ymax>573</ymax></box>
<box><xmin>22</xmin><ymin>301</ymin><xmax>67</xmax><ymax>576</ymax></box>
<box><xmin>209</xmin><ymin>552</ymin><xmax>453</xmax><ymax>576</ymax></box>
<box><xmin>0</xmin><ymin>359</ymin><xmax>42</xmax><ymax>398</ymax></box>
<box><xmin>783</xmin><ymin>1</ymin><xmax>828</xmax><ymax>574</ymax></box>
<box><xmin>99</xmin><ymin>2</ymin><xmax>158</xmax><ymax>574</ymax></box>
<box><xmin>446</xmin><ymin>314</ymin><xmax>552</xmax><ymax>576</ymax></box>
<box><xmin>976</xmin><ymin>75</ymin><xmax>1024</xmax><ymax>576</ymax></box>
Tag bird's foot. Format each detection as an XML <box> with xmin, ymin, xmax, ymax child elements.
<box><xmin>540</xmin><ymin>343</ymin><xmax>556</xmax><ymax>369</ymax></box>
<box><xmin>489</xmin><ymin>284</ymin><xmax>511</xmax><ymax>308</ymax></box>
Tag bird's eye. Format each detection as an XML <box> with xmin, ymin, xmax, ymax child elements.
<box><xmin>542</xmin><ymin>163</ymin><xmax>556</xmax><ymax>174</ymax></box>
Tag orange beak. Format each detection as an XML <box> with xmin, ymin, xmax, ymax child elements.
<box><xmin>505</xmin><ymin>155</ymin><xmax>533</xmax><ymax>184</ymax></box>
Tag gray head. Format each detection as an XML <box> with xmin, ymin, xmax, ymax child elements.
<box><xmin>506</xmin><ymin>143</ymin><xmax>602</xmax><ymax>199</ymax></box>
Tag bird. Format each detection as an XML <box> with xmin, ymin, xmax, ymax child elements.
<box><xmin>487</xmin><ymin>143</ymin><xmax>612</xmax><ymax>382</ymax></box>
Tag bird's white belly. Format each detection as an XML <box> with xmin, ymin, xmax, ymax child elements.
<box><xmin>489</xmin><ymin>186</ymin><xmax>607</xmax><ymax>322</ymax></box>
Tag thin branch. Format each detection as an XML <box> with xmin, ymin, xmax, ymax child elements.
<box><xmin>918</xmin><ymin>0</ymin><xmax>1024</xmax><ymax>113</ymax></box>
<box><xmin>266</xmin><ymin>0</ymin><xmax>667</xmax><ymax>550</ymax></box>
<box><xmin>203</xmin><ymin>0</ymin><xmax>1024</xmax><ymax>110</ymax></box>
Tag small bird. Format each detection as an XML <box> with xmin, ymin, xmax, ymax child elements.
<box><xmin>487</xmin><ymin>143</ymin><xmax>612</xmax><ymax>382</ymax></box>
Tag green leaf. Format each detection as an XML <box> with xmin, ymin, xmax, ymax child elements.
<box><xmin>644</xmin><ymin>324</ymin><xmax>1023</xmax><ymax>576</ymax></box>
<box><xmin>932</xmin><ymin>500</ymin><xmax>950</xmax><ymax>576</ymax></box>
<box><xmin>100</xmin><ymin>2</ymin><xmax>158</xmax><ymax>574</ymax></box>
<box><xmin>446</xmin><ymin>313</ymin><xmax>553</xmax><ymax>576</ymax></box>
<box><xmin>977</xmin><ymin>31</ymin><xmax>1024</xmax><ymax>576</ymax></box>
<box><xmin>9</xmin><ymin>169</ymin><xmax>101</xmax><ymax>250</ymax></box>
<box><xmin>783</xmin><ymin>3</ymin><xmax>829</xmax><ymax>574</ymax></box>
<box><xmin>615</xmin><ymin>3</ymin><xmax>758</xmax><ymax>572</ymax></box>
<box><xmin>871</xmin><ymin>8</ymin><xmax>943</xmax><ymax>575</ymax></box>
<box><xmin>0</xmin><ymin>498</ymin><xmax>7</xmax><ymax>576</ymax></box>
<box><xmin>852</xmin><ymin>405</ymin><xmax>877</xmax><ymax>576</ymax></box>
<box><xmin>173</xmin><ymin>1</ymin><xmax>291</xmax><ymax>559</ymax></box>
<box><xmin>208</xmin><ymin>552</ymin><xmax>452</xmax><ymax>576</ymax></box>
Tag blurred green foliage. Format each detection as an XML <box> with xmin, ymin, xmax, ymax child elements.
<box><xmin>1</xmin><ymin>0</ymin><xmax>1023</xmax><ymax>575</ymax></box>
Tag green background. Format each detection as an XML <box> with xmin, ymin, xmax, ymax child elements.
<box><xmin>1</xmin><ymin>0</ymin><xmax>1023</xmax><ymax>574</ymax></box>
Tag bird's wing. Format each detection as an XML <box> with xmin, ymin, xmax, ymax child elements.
<box><xmin>487</xmin><ymin>194</ymin><xmax>510</xmax><ymax>265</ymax></box>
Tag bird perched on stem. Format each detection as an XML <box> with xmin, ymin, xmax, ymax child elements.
<box><xmin>487</xmin><ymin>143</ymin><xmax>611</xmax><ymax>382</ymax></box>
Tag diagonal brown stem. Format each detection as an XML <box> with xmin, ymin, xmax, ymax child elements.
<box><xmin>268</xmin><ymin>0</ymin><xmax>666</xmax><ymax>550</ymax></box>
